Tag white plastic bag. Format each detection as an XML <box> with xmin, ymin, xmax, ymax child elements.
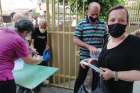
<box><xmin>13</xmin><ymin>59</ymin><xmax>24</xmax><ymax>71</ymax></box>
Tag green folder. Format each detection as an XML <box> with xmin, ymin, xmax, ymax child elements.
<box><xmin>13</xmin><ymin>64</ymin><xmax>58</xmax><ymax>89</ymax></box>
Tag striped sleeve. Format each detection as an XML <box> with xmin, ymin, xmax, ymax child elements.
<box><xmin>74</xmin><ymin>23</ymin><xmax>83</xmax><ymax>39</ymax></box>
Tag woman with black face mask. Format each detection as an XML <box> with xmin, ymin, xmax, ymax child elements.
<box><xmin>83</xmin><ymin>5</ymin><xmax>140</xmax><ymax>93</ymax></box>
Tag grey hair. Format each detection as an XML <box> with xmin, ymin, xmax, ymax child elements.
<box><xmin>88</xmin><ymin>2</ymin><xmax>101</xmax><ymax>11</ymax></box>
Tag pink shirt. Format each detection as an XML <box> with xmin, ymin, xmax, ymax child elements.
<box><xmin>0</xmin><ymin>28</ymin><xmax>29</xmax><ymax>81</ymax></box>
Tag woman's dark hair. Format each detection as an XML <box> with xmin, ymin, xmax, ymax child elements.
<box><xmin>107</xmin><ymin>5</ymin><xmax>129</xmax><ymax>23</ymax></box>
<box><xmin>15</xmin><ymin>19</ymin><xmax>34</xmax><ymax>33</ymax></box>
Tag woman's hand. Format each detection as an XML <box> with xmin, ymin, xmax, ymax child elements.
<box><xmin>100</xmin><ymin>68</ymin><xmax>114</xmax><ymax>80</ymax></box>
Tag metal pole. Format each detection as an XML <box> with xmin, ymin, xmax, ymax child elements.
<box><xmin>0</xmin><ymin>0</ymin><xmax>2</xmax><ymax>16</ymax></box>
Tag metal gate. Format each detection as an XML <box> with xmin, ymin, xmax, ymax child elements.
<box><xmin>125</xmin><ymin>0</ymin><xmax>140</xmax><ymax>32</ymax></box>
<box><xmin>45</xmin><ymin>0</ymin><xmax>82</xmax><ymax>89</ymax></box>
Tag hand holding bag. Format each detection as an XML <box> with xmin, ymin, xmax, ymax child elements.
<box><xmin>43</xmin><ymin>49</ymin><xmax>51</xmax><ymax>62</ymax></box>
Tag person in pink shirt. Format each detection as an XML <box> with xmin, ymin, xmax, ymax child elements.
<box><xmin>0</xmin><ymin>19</ymin><xmax>42</xmax><ymax>93</ymax></box>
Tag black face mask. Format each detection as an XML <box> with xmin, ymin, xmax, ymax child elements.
<box><xmin>89</xmin><ymin>16</ymin><xmax>98</xmax><ymax>22</ymax></box>
<box><xmin>108</xmin><ymin>23</ymin><xmax>127</xmax><ymax>38</ymax></box>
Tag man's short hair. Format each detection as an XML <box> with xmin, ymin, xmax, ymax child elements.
<box><xmin>88</xmin><ymin>2</ymin><xmax>101</xmax><ymax>11</ymax></box>
<box><xmin>15</xmin><ymin>19</ymin><xmax>34</xmax><ymax>33</ymax></box>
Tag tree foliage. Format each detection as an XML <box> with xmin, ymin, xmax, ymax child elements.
<box><xmin>59</xmin><ymin>0</ymin><xmax>125</xmax><ymax>18</ymax></box>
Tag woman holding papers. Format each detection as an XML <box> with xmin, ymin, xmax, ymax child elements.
<box><xmin>83</xmin><ymin>5</ymin><xmax>140</xmax><ymax>93</ymax></box>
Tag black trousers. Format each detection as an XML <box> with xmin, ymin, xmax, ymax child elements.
<box><xmin>0</xmin><ymin>80</ymin><xmax>16</xmax><ymax>93</ymax></box>
<box><xmin>73</xmin><ymin>65</ymin><xmax>99</xmax><ymax>93</ymax></box>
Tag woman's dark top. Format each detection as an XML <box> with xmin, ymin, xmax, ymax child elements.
<box><xmin>98</xmin><ymin>35</ymin><xmax>140</xmax><ymax>93</ymax></box>
<box><xmin>31</xmin><ymin>27</ymin><xmax>47</xmax><ymax>55</ymax></box>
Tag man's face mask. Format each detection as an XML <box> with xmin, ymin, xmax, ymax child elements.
<box><xmin>108</xmin><ymin>23</ymin><xmax>127</xmax><ymax>38</ymax></box>
<box><xmin>89</xmin><ymin>16</ymin><xmax>98</xmax><ymax>22</ymax></box>
<box><xmin>39</xmin><ymin>28</ymin><xmax>46</xmax><ymax>33</ymax></box>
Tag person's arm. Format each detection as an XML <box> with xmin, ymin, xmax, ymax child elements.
<box><xmin>117</xmin><ymin>70</ymin><xmax>140</xmax><ymax>81</ymax></box>
<box><xmin>100</xmin><ymin>68</ymin><xmax>140</xmax><ymax>81</ymax></box>
<box><xmin>15</xmin><ymin>38</ymin><xmax>41</xmax><ymax>64</ymax></box>
<box><xmin>73</xmin><ymin>36</ymin><xmax>96</xmax><ymax>51</ymax></box>
<box><xmin>73</xmin><ymin>22</ymin><xmax>97</xmax><ymax>52</ymax></box>
<box><xmin>22</xmin><ymin>55</ymin><xmax>42</xmax><ymax>64</ymax></box>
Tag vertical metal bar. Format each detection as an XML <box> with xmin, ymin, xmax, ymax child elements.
<box><xmin>62</xmin><ymin>0</ymin><xmax>66</xmax><ymax>87</ymax></box>
<box><xmin>128</xmin><ymin>1</ymin><xmax>131</xmax><ymax>28</ymax></box>
<box><xmin>133</xmin><ymin>1</ymin><xmax>135</xmax><ymax>31</ymax></box>
<box><xmin>137</xmin><ymin>1</ymin><xmax>140</xmax><ymax>27</ymax></box>
<box><xmin>46</xmin><ymin>0</ymin><xmax>50</xmax><ymax>31</ymax></box>
<box><xmin>133</xmin><ymin>1</ymin><xmax>136</xmax><ymax>31</ymax></box>
<box><xmin>126</xmin><ymin>1</ymin><xmax>131</xmax><ymax>27</ymax></box>
<box><xmin>136</xmin><ymin>1</ymin><xmax>138</xmax><ymax>26</ymax></box>
<box><xmin>63</xmin><ymin>0</ymin><xmax>66</xmax><ymax>32</ymax></box>
<box><xmin>57</xmin><ymin>0</ymin><xmax>61</xmax><ymax>85</ymax></box>
<box><xmin>68</xmin><ymin>3</ymin><xmax>71</xmax><ymax>88</ymax></box>
<box><xmin>132</xmin><ymin>1</ymin><xmax>134</xmax><ymax>27</ymax></box>
<box><xmin>138</xmin><ymin>0</ymin><xmax>140</xmax><ymax>27</ymax></box>
<box><xmin>74</xmin><ymin>0</ymin><xmax>78</xmax><ymax>82</ymax></box>
<box><xmin>0</xmin><ymin>0</ymin><xmax>2</xmax><ymax>17</ymax></box>
<box><xmin>0</xmin><ymin>0</ymin><xmax>2</xmax><ymax>26</ymax></box>
<box><xmin>82</xmin><ymin>0</ymin><xmax>85</xmax><ymax>17</ymax></box>
<box><xmin>52</xmin><ymin>0</ymin><xmax>56</xmax><ymax>84</ymax></box>
<box><xmin>52</xmin><ymin>0</ymin><xmax>55</xmax><ymax>32</ymax></box>
<box><xmin>69</xmin><ymin>1</ymin><xmax>78</xmax><ymax>83</ymax></box>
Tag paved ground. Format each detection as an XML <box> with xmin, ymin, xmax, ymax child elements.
<box><xmin>40</xmin><ymin>86</ymin><xmax>73</xmax><ymax>93</ymax></box>
<box><xmin>39</xmin><ymin>81</ymin><xmax>140</xmax><ymax>93</ymax></box>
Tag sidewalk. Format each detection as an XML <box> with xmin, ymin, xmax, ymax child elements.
<box><xmin>40</xmin><ymin>86</ymin><xmax>73</xmax><ymax>93</ymax></box>
<box><xmin>39</xmin><ymin>81</ymin><xmax>140</xmax><ymax>93</ymax></box>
